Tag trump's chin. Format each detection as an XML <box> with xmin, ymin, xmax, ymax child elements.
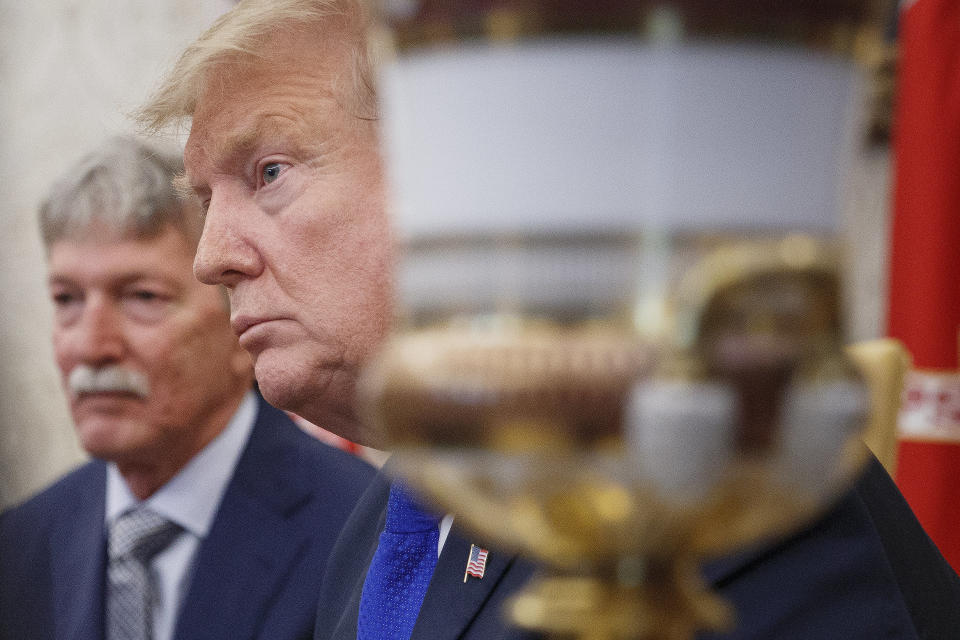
<box><xmin>253</xmin><ymin>356</ymin><xmax>385</xmax><ymax>449</ymax></box>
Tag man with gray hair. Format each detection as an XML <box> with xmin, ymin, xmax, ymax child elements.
<box><xmin>0</xmin><ymin>136</ymin><xmax>374</xmax><ymax>640</ymax></box>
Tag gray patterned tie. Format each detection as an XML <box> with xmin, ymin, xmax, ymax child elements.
<box><xmin>107</xmin><ymin>507</ymin><xmax>183</xmax><ymax>640</ymax></box>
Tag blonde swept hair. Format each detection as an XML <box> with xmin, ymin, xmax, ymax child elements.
<box><xmin>138</xmin><ymin>0</ymin><xmax>376</xmax><ymax>131</ymax></box>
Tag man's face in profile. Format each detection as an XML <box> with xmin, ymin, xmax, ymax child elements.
<box><xmin>185</xmin><ymin>25</ymin><xmax>393</xmax><ymax>444</ymax></box>
<box><xmin>48</xmin><ymin>224</ymin><xmax>250</xmax><ymax>468</ymax></box>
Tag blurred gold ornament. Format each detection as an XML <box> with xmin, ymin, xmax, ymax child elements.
<box><xmin>367</xmin><ymin>2</ymin><xmax>892</xmax><ymax>637</ymax></box>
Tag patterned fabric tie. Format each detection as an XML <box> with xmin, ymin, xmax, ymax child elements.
<box><xmin>107</xmin><ymin>507</ymin><xmax>183</xmax><ymax>640</ymax></box>
<box><xmin>357</xmin><ymin>484</ymin><xmax>441</xmax><ymax>640</ymax></box>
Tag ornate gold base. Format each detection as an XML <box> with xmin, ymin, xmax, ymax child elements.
<box><xmin>509</xmin><ymin>563</ymin><xmax>732</xmax><ymax>640</ymax></box>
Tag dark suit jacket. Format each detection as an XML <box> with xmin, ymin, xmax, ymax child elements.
<box><xmin>0</xmin><ymin>393</ymin><xmax>375</xmax><ymax>640</ymax></box>
<box><xmin>314</xmin><ymin>456</ymin><xmax>960</xmax><ymax>639</ymax></box>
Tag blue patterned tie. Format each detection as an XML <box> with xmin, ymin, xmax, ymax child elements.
<box><xmin>357</xmin><ymin>483</ymin><xmax>441</xmax><ymax>640</ymax></box>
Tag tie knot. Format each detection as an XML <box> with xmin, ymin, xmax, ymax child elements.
<box><xmin>109</xmin><ymin>507</ymin><xmax>182</xmax><ymax>562</ymax></box>
<box><xmin>384</xmin><ymin>484</ymin><xmax>441</xmax><ymax>534</ymax></box>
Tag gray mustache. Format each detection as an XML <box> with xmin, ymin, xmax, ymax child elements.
<box><xmin>68</xmin><ymin>364</ymin><xmax>150</xmax><ymax>399</ymax></box>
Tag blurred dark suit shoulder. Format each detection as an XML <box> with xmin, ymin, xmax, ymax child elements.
<box><xmin>0</xmin><ymin>393</ymin><xmax>375</xmax><ymax>640</ymax></box>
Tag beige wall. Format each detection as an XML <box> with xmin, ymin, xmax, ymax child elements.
<box><xmin>0</xmin><ymin>0</ymin><xmax>234</xmax><ymax>507</ymax></box>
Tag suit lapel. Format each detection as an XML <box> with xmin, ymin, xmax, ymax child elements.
<box><xmin>322</xmin><ymin>479</ymin><xmax>389</xmax><ymax>640</ymax></box>
<box><xmin>51</xmin><ymin>463</ymin><xmax>107</xmax><ymax>640</ymax></box>
<box><xmin>173</xmin><ymin>402</ymin><xmax>316</xmax><ymax>640</ymax></box>
<box><xmin>410</xmin><ymin>530</ymin><xmax>518</xmax><ymax>640</ymax></box>
<box><xmin>174</xmin><ymin>486</ymin><xmax>311</xmax><ymax>640</ymax></box>
<box><xmin>326</xmin><ymin>576</ymin><xmax>367</xmax><ymax>640</ymax></box>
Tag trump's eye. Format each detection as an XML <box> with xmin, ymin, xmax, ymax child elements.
<box><xmin>262</xmin><ymin>162</ymin><xmax>284</xmax><ymax>185</ymax></box>
<box><xmin>131</xmin><ymin>290</ymin><xmax>159</xmax><ymax>301</ymax></box>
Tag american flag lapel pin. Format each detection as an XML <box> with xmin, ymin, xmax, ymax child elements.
<box><xmin>463</xmin><ymin>544</ymin><xmax>489</xmax><ymax>582</ymax></box>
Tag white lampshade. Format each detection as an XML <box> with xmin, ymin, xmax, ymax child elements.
<box><xmin>380</xmin><ymin>39</ymin><xmax>865</xmax><ymax>239</ymax></box>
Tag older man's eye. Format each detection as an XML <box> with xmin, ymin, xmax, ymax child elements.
<box><xmin>262</xmin><ymin>162</ymin><xmax>284</xmax><ymax>184</ymax></box>
<box><xmin>52</xmin><ymin>291</ymin><xmax>76</xmax><ymax>307</ymax></box>
<box><xmin>122</xmin><ymin>289</ymin><xmax>171</xmax><ymax>323</ymax></box>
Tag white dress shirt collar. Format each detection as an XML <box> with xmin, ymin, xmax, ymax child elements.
<box><xmin>106</xmin><ymin>390</ymin><xmax>258</xmax><ymax>536</ymax></box>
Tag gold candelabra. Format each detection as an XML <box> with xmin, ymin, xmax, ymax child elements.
<box><xmin>365</xmin><ymin>2</ymin><xmax>892</xmax><ymax>637</ymax></box>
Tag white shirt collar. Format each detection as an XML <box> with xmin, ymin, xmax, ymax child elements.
<box><xmin>106</xmin><ymin>390</ymin><xmax>258</xmax><ymax>538</ymax></box>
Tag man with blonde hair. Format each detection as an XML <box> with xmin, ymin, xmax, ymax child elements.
<box><xmin>139</xmin><ymin>0</ymin><xmax>385</xmax><ymax>449</ymax></box>
<box><xmin>141</xmin><ymin>2</ymin><xmax>960</xmax><ymax>639</ymax></box>
<box><xmin>0</xmin><ymin>135</ymin><xmax>374</xmax><ymax>640</ymax></box>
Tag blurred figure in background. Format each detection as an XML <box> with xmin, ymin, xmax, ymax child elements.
<box><xmin>0</xmin><ymin>136</ymin><xmax>374</xmax><ymax>640</ymax></box>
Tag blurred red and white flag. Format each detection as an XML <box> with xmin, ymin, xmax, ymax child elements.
<box><xmin>888</xmin><ymin>0</ymin><xmax>960</xmax><ymax>571</ymax></box>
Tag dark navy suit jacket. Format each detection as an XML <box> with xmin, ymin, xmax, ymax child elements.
<box><xmin>314</xmin><ymin>456</ymin><xmax>960</xmax><ymax>639</ymax></box>
<box><xmin>0</xmin><ymin>392</ymin><xmax>375</xmax><ymax>640</ymax></box>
